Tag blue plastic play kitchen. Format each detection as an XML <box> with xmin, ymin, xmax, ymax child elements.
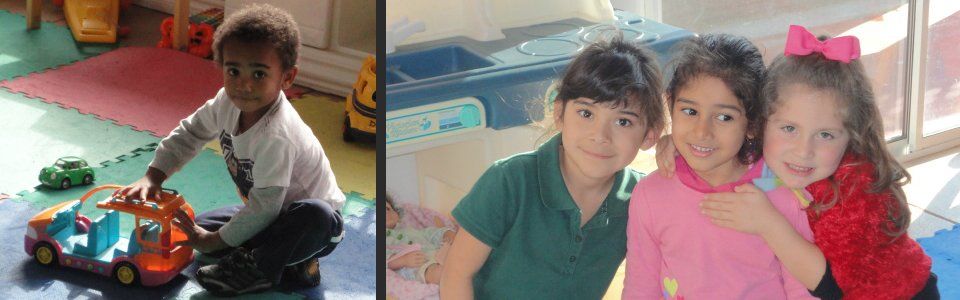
<box><xmin>385</xmin><ymin>9</ymin><xmax>694</xmax><ymax>212</ymax></box>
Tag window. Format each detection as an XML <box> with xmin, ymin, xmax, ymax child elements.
<box><xmin>921</xmin><ymin>0</ymin><xmax>960</xmax><ymax>138</ymax></box>
<box><xmin>640</xmin><ymin>0</ymin><xmax>960</xmax><ymax>160</ymax></box>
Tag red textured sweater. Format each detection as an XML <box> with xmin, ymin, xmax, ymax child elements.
<box><xmin>805</xmin><ymin>153</ymin><xmax>932</xmax><ymax>300</ymax></box>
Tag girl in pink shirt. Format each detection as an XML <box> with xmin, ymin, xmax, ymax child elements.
<box><xmin>623</xmin><ymin>34</ymin><xmax>816</xmax><ymax>299</ymax></box>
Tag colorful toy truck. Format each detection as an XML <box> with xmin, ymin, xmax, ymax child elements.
<box><xmin>39</xmin><ymin>156</ymin><xmax>95</xmax><ymax>189</ymax></box>
<box><xmin>344</xmin><ymin>56</ymin><xmax>376</xmax><ymax>142</ymax></box>
<box><xmin>25</xmin><ymin>185</ymin><xmax>195</xmax><ymax>286</ymax></box>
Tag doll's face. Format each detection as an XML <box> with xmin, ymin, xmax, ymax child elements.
<box><xmin>386</xmin><ymin>201</ymin><xmax>399</xmax><ymax>229</ymax></box>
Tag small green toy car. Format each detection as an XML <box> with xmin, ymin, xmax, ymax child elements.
<box><xmin>39</xmin><ymin>157</ymin><xmax>95</xmax><ymax>189</ymax></box>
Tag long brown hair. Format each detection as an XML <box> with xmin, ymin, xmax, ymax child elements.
<box><xmin>762</xmin><ymin>43</ymin><xmax>912</xmax><ymax>238</ymax></box>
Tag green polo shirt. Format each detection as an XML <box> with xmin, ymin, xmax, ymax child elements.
<box><xmin>451</xmin><ymin>133</ymin><xmax>642</xmax><ymax>299</ymax></box>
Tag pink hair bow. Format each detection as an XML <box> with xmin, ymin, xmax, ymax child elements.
<box><xmin>784</xmin><ymin>25</ymin><xmax>860</xmax><ymax>63</ymax></box>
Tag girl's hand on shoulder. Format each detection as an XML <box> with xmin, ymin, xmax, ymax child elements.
<box><xmin>654</xmin><ymin>134</ymin><xmax>677</xmax><ymax>178</ymax></box>
<box><xmin>700</xmin><ymin>184</ymin><xmax>785</xmax><ymax>236</ymax></box>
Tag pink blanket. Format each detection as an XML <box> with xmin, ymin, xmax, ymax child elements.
<box><xmin>387</xmin><ymin>203</ymin><xmax>457</xmax><ymax>300</ymax></box>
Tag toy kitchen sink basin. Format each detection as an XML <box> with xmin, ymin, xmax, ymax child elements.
<box><xmin>385</xmin><ymin>10</ymin><xmax>695</xmax><ymax>146</ymax></box>
<box><xmin>387</xmin><ymin>45</ymin><xmax>496</xmax><ymax>84</ymax></box>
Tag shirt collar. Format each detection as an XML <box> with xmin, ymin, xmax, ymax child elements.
<box><xmin>674</xmin><ymin>155</ymin><xmax>764</xmax><ymax>193</ymax></box>
<box><xmin>537</xmin><ymin>134</ymin><xmax>627</xmax><ymax>214</ymax></box>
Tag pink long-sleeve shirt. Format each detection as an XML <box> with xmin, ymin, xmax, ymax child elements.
<box><xmin>623</xmin><ymin>157</ymin><xmax>816</xmax><ymax>300</ymax></box>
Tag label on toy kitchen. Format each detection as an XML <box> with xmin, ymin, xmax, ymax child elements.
<box><xmin>386</xmin><ymin>98</ymin><xmax>485</xmax><ymax>146</ymax></box>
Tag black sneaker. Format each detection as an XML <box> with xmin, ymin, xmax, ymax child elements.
<box><xmin>282</xmin><ymin>257</ymin><xmax>321</xmax><ymax>287</ymax></box>
<box><xmin>195</xmin><ymin>247</ymin><xmax>273</xmax><ymax>296</ymax></box>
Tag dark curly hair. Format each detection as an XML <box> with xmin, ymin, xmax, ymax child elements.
<box><xmin>665</xmin><ymin>33</ymin><xmax>766</xmax><ymax>165</ymax></box>
<box><xmin>213</xmin><ymin>4</ymin><xmax>300</xmax><ymax>71</ymax></box>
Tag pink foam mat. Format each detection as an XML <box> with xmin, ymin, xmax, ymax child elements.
<box><xmin>0</xmin><ymin>47</ymin><xmax>223</xmax><ymax>137</ymax></box>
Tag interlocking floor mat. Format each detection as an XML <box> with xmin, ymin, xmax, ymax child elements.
<box><xmin>0</xmin><ymin>89</ymin><xmax>159</xmax><ymax>195</ymax></box>
<box><xmin>0</xmin><ymin>10</ymin><xmax>113</xmax><ymax>81</ymax></box>
<box><xmin>0</xmin><ymin>47</ymin><xmax>223</xmax><ymax>137</ymax></box>
<box><xmin>918</xmin><ymin>224</ymin><xmax>959</xmax><ymax>298</ymax></box>
<box><xmin>17</xmin><ymin>146</ymin><xmax>238</xmax><ymax>233</ymax></box>
<box><xmin>0</xmin><ymin>199</ymin><xmax>375</xmax><ymax>299</ymax></box>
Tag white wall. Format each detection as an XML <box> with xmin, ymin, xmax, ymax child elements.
<box><xmin>609</xmin><ymin>0</ymin><xmax>661</xmax><ymax>21</ymax></box>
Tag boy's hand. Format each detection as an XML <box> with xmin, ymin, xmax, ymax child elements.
<box><xmin>172</xmin><ymin>209</ymin><xmax>228</xmax><ymax>253</ymax></box>
<box><xmin>700</xmin><ymin>184</ymin><xmax>787</xmax><ymax>236</ymax></box>
<box><xmin>655</xmin><ymin>134</ymin><xmax>677</xmax><ymax>178</ymax></box>
<box><xmin>114</xmin><ymin>167</ymin><xmax>167</xmax><ymax>202</ymax></box>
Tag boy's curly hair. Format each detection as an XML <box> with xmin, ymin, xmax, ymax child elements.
<box><xmin>213</xmin><ymin>4</ymin><xmax>300</xmax><ymax>70</ymax></box>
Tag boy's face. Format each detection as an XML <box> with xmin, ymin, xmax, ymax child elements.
<box><xmin>385</xmin><ymin>201</ymin><xmax>399</xmax><ymax>229</ymax></box>
<box><xmin>670</xmin><ymin>75</ymin><xmax>749</xmax><ymax>186</ymax></box>
<box><xmin>553</xmin><ymin>97</ymin><xmax>656</xmax><ymax>181</ymax></box>
<box><xmin>763</xmin><ymin>83</ymin><xmax>849</xmax><ymax>189</ymax></box>
<box><xmin>221</xmin><ymin>38</ymin><xmax>298</xmax><ymax>113</ymax></box>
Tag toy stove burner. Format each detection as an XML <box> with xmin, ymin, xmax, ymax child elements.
<box><xmin>517</xmin><ymin>38</ymin><xmax>582</xmax><ymax>56</ymax></box>
<box><xmin>581</xmin><ymin>26</ymin><xmax>660</xmax><ymax>43</ymax></box>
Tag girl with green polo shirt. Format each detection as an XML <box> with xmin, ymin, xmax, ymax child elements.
<box><xmin>439</xmin><ymin>36</ymin><xmax>668</xmax><ymax>299</ymax></box>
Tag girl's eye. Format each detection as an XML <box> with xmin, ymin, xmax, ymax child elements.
<box><xmin>253</xmin><ymin>71</ymin><xmax>267</xmax><ymax>79</ymax></box>
<box><xmin>227</xmin><ymin>68</ymin><xmax>239</xmax><ymax>76</ymax></box>
<box><xmin>781</xmin><ymin>125</ymin><xmax>796</xmax><ymax>133</ymax></box>
<box><xmin>680</xmin><ymin>108</ymin><xmax>697</xmax><ymax>116</ymax></box>
<box><xmin>818</xmin><ymin>131</ymin><xmax>835</xmax><ymax>140</ymax></box>
<box><xmin>577</xmin><ymin>109</ymin><xmax>593</xmax><ymax>119</ymax></box>
<box><xmin>716</xmin><ymin>114</ymin><xmax>733</xmax><ymax>122</ymax></box>
<box><xmin>616</xmin><ymin>119</ymin><xmax>633</xmax><ymax>127</ymax></box>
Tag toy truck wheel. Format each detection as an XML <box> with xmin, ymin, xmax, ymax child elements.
<box><xmin>60</xmin><ymin>178</ymin><xmax>71</xmax><ymax>189</ymax></box>
<box><xmin>114</xmin><ymin>262</ymin><xmax>140</xmax><ymax>286</ymax></box>
<box><xmin>34</xmin><ymin>242</ymin><xmax>58</xmax><ymax>266</ymax></box>
<box><xmin>343</xmin><ymin>116</ymin><xmax>355</xmax><ymax>142</ymax></box>
<box><xmin>82</xmin><ymin>174</ymin><xmax>93</xmax><ymax>185</ymax></box>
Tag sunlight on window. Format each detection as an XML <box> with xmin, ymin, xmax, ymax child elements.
<box><xmin>841</xmin><ymin>1</ymin><xmax>960</xmax><ymax>56</ymax></box>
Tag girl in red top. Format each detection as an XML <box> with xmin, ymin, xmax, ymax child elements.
<box><xmin>660</xmin><ymin>25</ymin><xmax>938</xmax><ymax>299</ymax></box>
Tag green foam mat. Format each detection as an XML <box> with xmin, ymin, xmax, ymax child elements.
<box><xmin>0</xmin><ymin>89</ymin><xmax>160</xmax><ymax>195</ymax></box>
<box><xmin>0</xmin><ymin>9</ymin><xmax>114</xmax><ymax>81</ymax></box>
<box><xmin>342</xmin><ymin>191</ymin><xmax>375</xmax><ymax>218</ymax></box>
<box><xmin>16</xmin><ymin>147</ymin><xmax>239</xmax><ymax>238</ymax></box>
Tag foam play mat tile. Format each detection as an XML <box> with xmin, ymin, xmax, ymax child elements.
<box><xmin>0</xmin><ymin>89</ymin><xmax>160</xmax><ymax>195</ymax></box>
<box><xmin>0</xmin><ymin>47</ymin><xmax>223</xmax><ymax>137</ymax></box>
<box><xmin>918</xmin><ymin>224</ymin><xmax>960</xmax><ymax>298</ymax></box>
<box><xmin>7</xmin><ymin>159</ymin><xmax>376</xmax><ymax>299</ymax></box>
<box><xmin>0</xmin><ymin>10</ymin><xmax>114</xmax><ymax>81</ymax></box>
<box><xmin>17</xmin><ymin>147</ymin><xmax>239</xmax><ymax>233</ymax></box>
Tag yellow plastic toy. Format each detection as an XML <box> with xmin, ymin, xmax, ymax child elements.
<box><xmin>27</xmin><ymin>0</ymin><xmax>122</xmax><ymax>43</ymax></box>
<box><xmin>63</xmin><ymin>0</ymin><xmax>120</xmax><ymax>43</ymax></box>
<box><xmin>343</xmin><ymin>56</ymin><xmax>377</xmax><ymax>142</ymax></box>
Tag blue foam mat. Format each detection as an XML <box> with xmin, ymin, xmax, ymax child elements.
<box><xmin>0</xmin><ymin>199</ymin><xmax>375</xmax><ymax>299</ymax></box>
<box><xmin>918</xmin><ymin>224</ymin><xmax>960</xmax><ymax>299</ymax></box>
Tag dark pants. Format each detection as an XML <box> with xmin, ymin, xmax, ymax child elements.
<box><xmin>195</xmin><ymin>199</ymin><xmax>344</xmax><ymax>284</ymax></box>
<box><xmin>913</xmin><ymin>273</ymin><xmax>940</xmax><ymax>300</ymax></box>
